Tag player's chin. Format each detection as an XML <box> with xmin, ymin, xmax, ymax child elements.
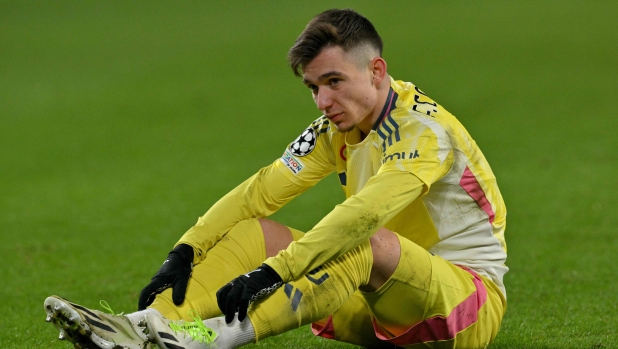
<box><xmin>333</xmin><ymin>122</ymin><xmax>355</xmax><ymax>133</ymax></box>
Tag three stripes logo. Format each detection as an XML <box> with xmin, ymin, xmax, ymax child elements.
<box><xmin>70</xmin><ymin>302</ymin><xmax>118</xmax><ymax>333</ymax></box>
<box><xmin>284</xmin><ymin>266</ymin><xmax>330</xmax><ymax>312</ymax></box>
<box><xmin>306</xmin><ymin>266</ymin><xmax>330</xmax><ymax>285</ymax></box>
<box><xmin>157</xmin><ymin>331</ymin><xmax>186</xmax><ymax>349</ymax></box>
<box><xmin>284</xmin><ymin>284</ymin><xmax>303</xmax><ymax>312</ymax></box>
<box><xmin>310</xmin><ymin>116</ymin><xmax>330</xmax><ymax>135</ymax></box>
<box><xmin>376</xmin><ymin>114</ymin><xmax>401</xmax><ymax>152</ymax></box>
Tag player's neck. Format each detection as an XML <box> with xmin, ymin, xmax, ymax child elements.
<box><xmin>360</xmin><ymin>130</ymin><xmax>367</xmax><ymax>141</ymax></box>
<box><xmin>358</xmin><ymin>77</ymin><xmax>391</xmax><ymax>135</ymax></box>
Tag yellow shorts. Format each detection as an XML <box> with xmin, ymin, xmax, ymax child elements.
<box><xmin>312</xmin><ymin>233</ymin><xmax>506</xmax><ymax>348</ymax></box>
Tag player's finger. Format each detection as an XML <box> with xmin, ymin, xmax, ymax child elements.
<box><xmin>223</xmin><ymin>284</ymin><xmax>242</xmax><ymax>324</ymax></box>
<box><xmin>171</xmin><ymin>273</ymin><xmax>190</xmax><ymax>305</ymax></box>
<box><xmin>237</xmin><ymin>293</ymin><xmax>252</xmax><ymax>322</ymax></box>
<box><xmin>137</xmin><ymin>287</ymin><xmax>150</xmax><ymax>310</ymax></box>
<box><xmin>138</xmin><ymin>279</ymin><xmax>163</xmax><ymax>310</ymax></box>
<box><xmin>216</xmin><ymin>283</ymin><xmax>232</xmax><ymax>314</ymax></box>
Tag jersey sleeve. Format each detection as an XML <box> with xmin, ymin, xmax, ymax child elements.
<box><xmin>176</xmin><ymin>117</ymin><xmax>336</xmax><ymax>264</ymax></box>
<box><xmin>277</xmin><ymin>116</ymin><xmax>337</xmax><ymax>185</ymax></box>
<box><xmin>264</xmin><ymin>170</ymin><xmax>424</xmax><ymax>282</ymax></box>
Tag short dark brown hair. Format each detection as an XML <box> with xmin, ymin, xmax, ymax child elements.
<box><xmin>288</xmin><ymin>9</ymin><xmax>383</xmax><ymax>77</ymax></box>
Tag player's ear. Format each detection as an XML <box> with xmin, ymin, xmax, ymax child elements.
<box><xmin>370</xmin><ymin>57</ymin><xmax>387</xmax><ymax>86</ymax></box>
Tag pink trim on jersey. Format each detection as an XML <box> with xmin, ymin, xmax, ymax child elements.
<box><xmin>382</xmin><ymin>90</ymin><xmax>396</xmax><ymax>118</ymax></box>
<box><xmin>373</xmin><ymin>88</ymin><xmax>397</xmax><ymax>130</ymax></box>
<box><xmin>372</xmin><ymin>267</ymin><xmax>488</xmax><ymax>346</ymax></box>
<box><xmin>311</xmin><ymin>315</ymin><xmax>336</xmax><ymax>340</ymax></box>
<box><xmin>459</xmin><ymin>166</ymin><xmax>495</xmax><ymax>223</ymax></box>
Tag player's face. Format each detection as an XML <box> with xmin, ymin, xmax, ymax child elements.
<box><xmin>302</xmin><ymin>46</ymin><xmax>380</xmax><ymax>133</ymax></box>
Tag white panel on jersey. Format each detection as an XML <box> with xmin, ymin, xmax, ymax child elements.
<box><xmin>411</xmin><ymin>113</ymin><xmax>451</xmax><ymax>165</ymax></box>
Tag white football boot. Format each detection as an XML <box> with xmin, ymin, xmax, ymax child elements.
<box><xmin>44</xmin><ymin>295</ymin><xmax>153</xmax><ymax>349</ymax></box>
<box><xmin>144</xmin><ymin>312</ymin><xmax>255</xmax><ymax>349</ymax></box>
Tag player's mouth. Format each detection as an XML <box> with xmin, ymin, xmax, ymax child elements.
<box><xmin>327</xmin><ymin>112</ymin><xmax>344</xmax><ymax>123</ymax></box>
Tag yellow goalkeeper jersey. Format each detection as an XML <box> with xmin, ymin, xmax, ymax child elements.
<box><xmin>177</xmin><ymin>77</ymin><xmax>508</xmax><ymax>297</ymax></box>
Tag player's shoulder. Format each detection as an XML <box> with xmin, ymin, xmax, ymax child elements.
<box><xmin>309</xmin><ymin>115</ymin><xmax>332</xmax><ymax>136</ymax></box>
<box><xmin>382</xmin><ymin>78</ymin><xmax>470</xmax><ymax>152</ymax></box>
<box><xmin>391</xmin><ymin>78</ymin><xmax>443</xmax><ymax>121</ymax></box>
<box><xmin>287</xmin><ymin>115</ymin><xmax>338</xmax><ymax>157</ymax></box>
<box><xmin>389</xmin><ymin>78</ymin><xmax>466</xmax><ymax>139</ymax></box>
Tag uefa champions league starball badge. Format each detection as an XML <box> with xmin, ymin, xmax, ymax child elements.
<box><xmin>289</xmin><ymin>128</ymin><xmax>317</xmax><ymax>156</ymax></box>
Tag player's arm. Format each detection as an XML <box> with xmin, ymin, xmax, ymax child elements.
<box><xmin>216</xmin><ymin>169</ymin><xmax>424</xmax><ymax>322</ymax></box>
<box><xmin>175</xmin><ymin>160</ymin><xmax>326</xmax><ymax>263</ymax></box>
<box><xmin>264</xmin><ymin>169</ymin><xmax>424</xmax><ymax>282</ymax></box>
<box><xmin>140</xmin><ymin>164</ymin><xmax>317</xmax><ymax>310</ymax></box>
<box><xmin>265</xmin><ymin>121</ymin><xmax>451</xmax><ymax>282</ymax></box>
<box><xmin>216</xmin><ymin>121</ymin><xmax>451</xmax><ymax>320</ymax></box>
<box><xmin>177</xmin><ymin>118</ymin><xmax>336</xmax><ymax>264</ymax></box>
<box><xmin>139</xmin><ymin>120</ymin><xmax>335</xmax><ymax>309</ymax></box>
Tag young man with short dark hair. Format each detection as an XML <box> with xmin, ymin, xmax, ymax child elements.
<box><xmin>45</xmin><ymin>9</ymin><xmax>507</xmax><ymax>349</ymax></box>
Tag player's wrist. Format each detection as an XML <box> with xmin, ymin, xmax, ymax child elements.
<box><xmin>258</xmin><ymin>263</ymin><xmax>282</xmax><ymax>284</ymax></box>
<box><xmin>262</xmin><ymin>257</ymin><xmax>290</xmax><ymax>282</ymax></box>
<box><xmin>169</xmin><ymin>244</ymin><xmax>194</xmax><ymax>265</ymax></box>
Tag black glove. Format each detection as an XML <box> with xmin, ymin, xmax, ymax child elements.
<box><xmin>138</xmin><ymin>244</ymin><xmax>194</xmax><ymax>310</ymax></box>
<box><xmin>216</xmin><ymin>264</ymin><xmax>283</xmax><ymax>323</ymax></box>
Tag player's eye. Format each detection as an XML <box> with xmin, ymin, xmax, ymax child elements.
<box><xmin>329</xmin><ymin>78</ymin><xmax>341</xmax><ymax>86</ymax></box>
<box><xmin>307</xmin><ymin>84</ymin><xmax>318</xmax><ymax>92</ymax></box>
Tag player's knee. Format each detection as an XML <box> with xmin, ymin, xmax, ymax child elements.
<box><xmin>259</xmin><ymin>218</ymin><xmax>294</xmax><ymax>258</ymax></box>
<box><xmin>226</xmin><ymin>219</ymin><xmax>260</xmax><ymax>240</ymax></box>
<box><xmin>362</xmin><ymin>228</ymin><xmax>401</xmax><ymax>292</ymax></box>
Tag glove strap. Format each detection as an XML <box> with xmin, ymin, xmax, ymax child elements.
<box><xmin>169</xmin><ymin>244</ymin><xmax>195</xmax><ymax>264</ymax></box>
<box><xmin>248</xmin><ymin>264</ymin><xmax>283</xmax><ymax>303</ymax></box>
<box><xmin>258</xmin><ymin>263</ymin><xmax>283</xmax><ymax>283</ymax></box>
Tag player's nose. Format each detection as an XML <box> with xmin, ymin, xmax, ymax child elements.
<box><xmin>315</xmin><ymin>89</ymin><xmax>334</xmax><ymax>112</ymax></box>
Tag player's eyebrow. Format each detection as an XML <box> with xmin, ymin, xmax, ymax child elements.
<box><xmin>318</xmin><ymin>71</ymin><xmax>344</xmax><ymax>80</ymax></box>
<box><xmin>303</xmin><ymin>71</ymin><xmax>345</xmax><ymax>85</ymax></box>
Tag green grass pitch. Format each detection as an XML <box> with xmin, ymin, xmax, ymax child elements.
<box><xmin>1</xmin><ymin>1</ymin><xmax>617</xmax><ymax>348</ymax></box>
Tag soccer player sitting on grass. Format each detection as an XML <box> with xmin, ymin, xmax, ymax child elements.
<box><xmin>44</xmin><ymin>8</ymin><xmax>508</xmax><ymax>349</ymax></box>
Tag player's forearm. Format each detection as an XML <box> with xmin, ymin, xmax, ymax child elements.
<box><xmin>176</xmin><ymin>162</ymin><xmax>309</xmax><ymax>264</ymax></box>
<box><xmin>265</xmin><ymin>170</ymin><xmax>424</xmax><ymax>282</ymax></box>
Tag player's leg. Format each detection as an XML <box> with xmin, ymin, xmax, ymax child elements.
<box><xmin>361</xmin><ymin>233</ymin><xmax>506</xmax><ymax>348</ymax></box>
<box><xmin>146</xmin><ymin>228</ymin><xmax>393</xmax><ymax>348</ymax></box>
<box><xmin>308</xmin><ymin>229</ymin><xmax>505</xmax><ymax>348</ymax></box>
<box><xmin>43</xmin><ymin>218</ymin><xmax>302</xmax><ymax>348</ymax></box>
<box><xmin>309</xmin><ymin>228</ymin><xmax>402</xmax><ymax>348</ymax></box>
<box><xmin>311</xmin><ymin>291</ymin><xmax>393</xmax><ymax>348</ymax></box>
<box><xmin>144</xmin><ymin>228</ymin><xmax>401</xmax><ymax>349</ymax></box>
<box><xmin>197</xmin><ymin>228</ymin><xmax>503</xmax><ymax>349</ymax></box>
<box><xmin>149</xmin><ymin>218</ymin><xmax>301</xmax><ymax>320</ymax></box>
<box><xmin>248</xmin><ymin>239</ymin><xmax>374</xmax><ymax>341</ymax></box>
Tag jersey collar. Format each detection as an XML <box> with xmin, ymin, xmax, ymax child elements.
<box><xmin>372</xmin><ymin>87</ymin><xmax>398</xmax><ymax>131</ymax></box>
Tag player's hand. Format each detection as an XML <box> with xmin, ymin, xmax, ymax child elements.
<box><xmin>138</xmin><ymin>244</ymin><xmax>194</xmax><ymax>310</ymax></box>
<box><xmin>216</xmin><ymin>264</ymin><xmax>283</xmax><ymax>323</ymax></box>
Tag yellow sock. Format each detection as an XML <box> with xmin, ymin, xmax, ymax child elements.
<box><xmin>248</xmin><ymin>240</ymin><xmax>373</xmax><ymax>341</ymax></box>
